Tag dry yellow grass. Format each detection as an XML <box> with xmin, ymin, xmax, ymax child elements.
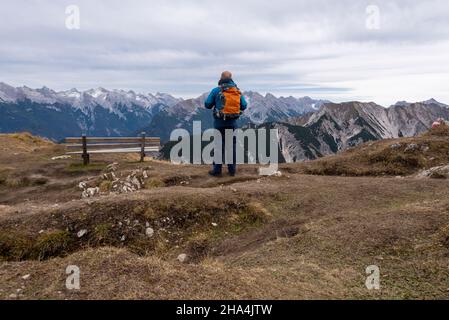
<box><xmin>296</xmin><ymin>126</ymin><xmax>449</xmax><ymax>177</ymax></box>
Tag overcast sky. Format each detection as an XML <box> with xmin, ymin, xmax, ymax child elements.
<box><xmin>1</xmin><ymin>0</ymin><xmax>449</xmax><ymax>105</ymax></box>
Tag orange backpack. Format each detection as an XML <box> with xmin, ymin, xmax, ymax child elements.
<box><xmin>219</xmin><ymin>86</ymin><xmax>242</xmax><ymax>119</ymax></box>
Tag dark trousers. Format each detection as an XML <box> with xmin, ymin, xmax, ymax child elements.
<box><xmin>212</xmin><ymin>126</ymin><xmax>236</xmax><ymax>174</ymax></box>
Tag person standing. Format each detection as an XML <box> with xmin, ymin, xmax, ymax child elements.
<box><xmin>204</xmin><ymin>71</ymin><xmax>247</xmax><ymax>176</ymax></box>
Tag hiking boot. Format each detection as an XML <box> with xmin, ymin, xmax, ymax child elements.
<box><xmin>208</xmin><ymin>170</ymin><xmax>222</xmax><ymax>177</ymax></box>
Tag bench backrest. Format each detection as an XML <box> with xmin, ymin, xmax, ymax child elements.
<box><xmin>64</xmin><ymin>133</ymin><xmax>160</xmax><ymax>164</ymax></box>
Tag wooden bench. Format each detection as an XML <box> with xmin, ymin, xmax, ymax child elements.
<box><xmin>64</xmin><ymin>132</ymin><xmax>160</xmax><ymax>165</ymax></box>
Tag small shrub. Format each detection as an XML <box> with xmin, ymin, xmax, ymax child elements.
<box><xmin>186</xmin><ymin>233</ymin><xmax>210</xmax><ymax>262</ymax></box>
<box><xmin>99</xmin><ymin>180</ymin><xmax>112</xmax><ymax>192</ymax></box>
<box><xmin>0</xmin><ymin>232</ymin><xmax>33</xmax><ymax>261</ymax></box>
<box><xmin>132</xmin><ymin>205</ymin><xmax>145</xmax><ymax>215</ymax></box>
<box><xmin>33</xmin><ymin>230</ymin><xmax>73</xmax><ymax>260</ymax></box>
<box><xmin>94</xmin><ymin>223</ymin><xmax>114</xmax><ymax>243</ymax></box>
<box><xmin>230</xmin><ymin>202</ymin><xmax>270</xmax><ymax>228</ymax></box>
<box><xmin>4</xmin><ymin>176</ymin><xmax>31</xmax><ymax>188</ymax></box>
<box><xmin>142</xmin><ymin>207</ymin><xmax>157</xmax><ymax>220</ymax></box>
<box><xmin>144</xmin><ymin>178</ymin><xmax>165</xmax><ymax>189</ymax></box>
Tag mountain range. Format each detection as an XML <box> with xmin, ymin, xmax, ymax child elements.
<box><xmin>0</xmin><ymin>82</ymin><xmax>326</xmax><ymax>141</ymax></box>
<box><xmin>1</xmin><ymin>82</ymin><xmax>448</xmax><ymax>163</ymax></box>
<box><xmin>274</xmin><ymin>100</ymin><xmax>449</xmax><ymax>162</ymax></box>
<box><xmin>0</xmin><ymin>82</ymin><xmax>182</xmax><ymax>140</ymax></box>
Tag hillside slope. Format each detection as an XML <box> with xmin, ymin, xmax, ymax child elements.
<box><xmin>1</xmin><ymin>132</ymin><xmax>449</xmax><ymax>299</ymax></box>
<box><xmin>296</xmin><ymin>124</ymin><xmax>449</xmax><ymax>177</ymax></box>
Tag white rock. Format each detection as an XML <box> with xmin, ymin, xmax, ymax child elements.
<box><xmin>120</xmin><ymin>235</ymin><xmax>126</xmax><ymax>241</ymax></box>
<box><xmin>51</xmin><ymin>155</ymin><xmax>71</xmax><ymax>160</ymax></box>
<box><xmin>131</xmin><ymin>177</ymin><xmax>141</xmax><ymax>189</ymax></box>
<box><xmin>82</xmin><ymin>187</ymin><xmax>99</xmax><ymax>198</ymax></box>
<box><xmin>258</xmin><ymin>168</ymin><xmax>282</xmax><ymax>177</ymax></box>
<box><xmin>211</xmin><ymin>222</ymin><xmax>218</xmax><ymax>227</ymax></box>
<box><xmin>405</xmin><ymin>143</ymin><xmax>419</xmax><ymax>152</ymax></box>
<box><xmin>416</xmin><ymin>165</ymin><xmax>449</xmax><ymax>179</ymax></box>
<box><xmin>21</xmin><ymin>274</ymin><xmax>30</xmax><ymax>280</ymax></box>
<box><xmin>77</xmin><ymin>229</ymin><xmax>87</xmax><ymax>238</ymax></box>
<box><xmin>106</xmin><ymin>162</ymin><xmax>119</xmax><ymax>172</ymax></box>
<box><xmin>390</xmin><ymin>143</ymin><xmax>402</xmax><ymax>150</ymax></box>
<box><xmin>78</xmin><ymin>182</ymin><xmax>87</xmax><ymax>190</ymax></box>
<box><xmin>145</xmin><ymin>227</ymin><xmax>154</xmax><ymax>238</ymax></box>
<box><xmin>177</xmin><ymin>253</ymin><xmax>188</xmax><ymax>263</ymax></box>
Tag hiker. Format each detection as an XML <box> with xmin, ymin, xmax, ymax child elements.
<box><xmin>432</xmin><ymin>117</ymin><xmax>448</xmax><ymax>128</ymax></box>
<box><xmin>432</xmin><ymin>120</ymin><xmax>441</xmax><ymax>129</ymax></box>
<box><xmin>205</xmin><ymin>71</ymin><xmax>247</xmax><ymax>176</ymax></box>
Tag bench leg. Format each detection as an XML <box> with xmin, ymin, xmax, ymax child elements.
<box><xmin>140</xmin><ymin>131</ymin><xmax>146</xmax><ymax>162</ymax></box>
<box><xmin>81</xmin><ymin>135</ymin><xmax>89</xmax><ymax>165</ymax></box>
<box><xmin>82</xmin><ymin>153</ymin><xmax>90</xmax><ymax>165</ymax></box>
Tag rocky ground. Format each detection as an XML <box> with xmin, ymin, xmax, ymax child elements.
<box><xmin>0</xmin><ymin>131</ymin><xmax>449</xmax><ymax>299</ymax></box>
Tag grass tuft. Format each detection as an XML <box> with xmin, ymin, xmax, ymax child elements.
<box><xmin>33</xmin><ymin>230</ymin><xmax>74</xmax><ymax>260</ymax></box>
<box><xmin>144</xmin><ymin>178</ymin><xmax>165</xmax><ymax>189</ymax></box>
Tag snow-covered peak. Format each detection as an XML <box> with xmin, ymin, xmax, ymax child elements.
<box><xmin>0</xmin><ymin>82</ymin><xmax>20</xmax><ymax>102</ymax></box>
<box><xmin>20</xmin><ymin>85</ymin><xmax>57</xmax><ymax>104</ymax></box>
<box><xmin>86</xmin><ymin>87</ymin><xmax>108</xmax><ymax>99</ymax></box>
<box><xmin>0</xmin><ymin>82</ymin><xmax>182</xmax><ymax>115</ymax></box>
<box><xmin>241</xmin><ymin>91</ymin><xmax>328</xmax><ymax>124</ymax></box>
<box><xmin>60</xmin><ymin>88</ymin><xmax>82</xmax><ymax>99</ymax></box>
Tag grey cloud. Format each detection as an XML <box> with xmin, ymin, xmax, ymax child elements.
<box><xmin>0</xmin><ymin>0</ymin><xmax>449</xmax><ymax>105</ymax></box>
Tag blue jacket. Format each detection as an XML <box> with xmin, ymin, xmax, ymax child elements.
<box><xmin>204</xmin><ymin>79</ymin><xmax>247</xmax><ymax>128</ymax></box>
